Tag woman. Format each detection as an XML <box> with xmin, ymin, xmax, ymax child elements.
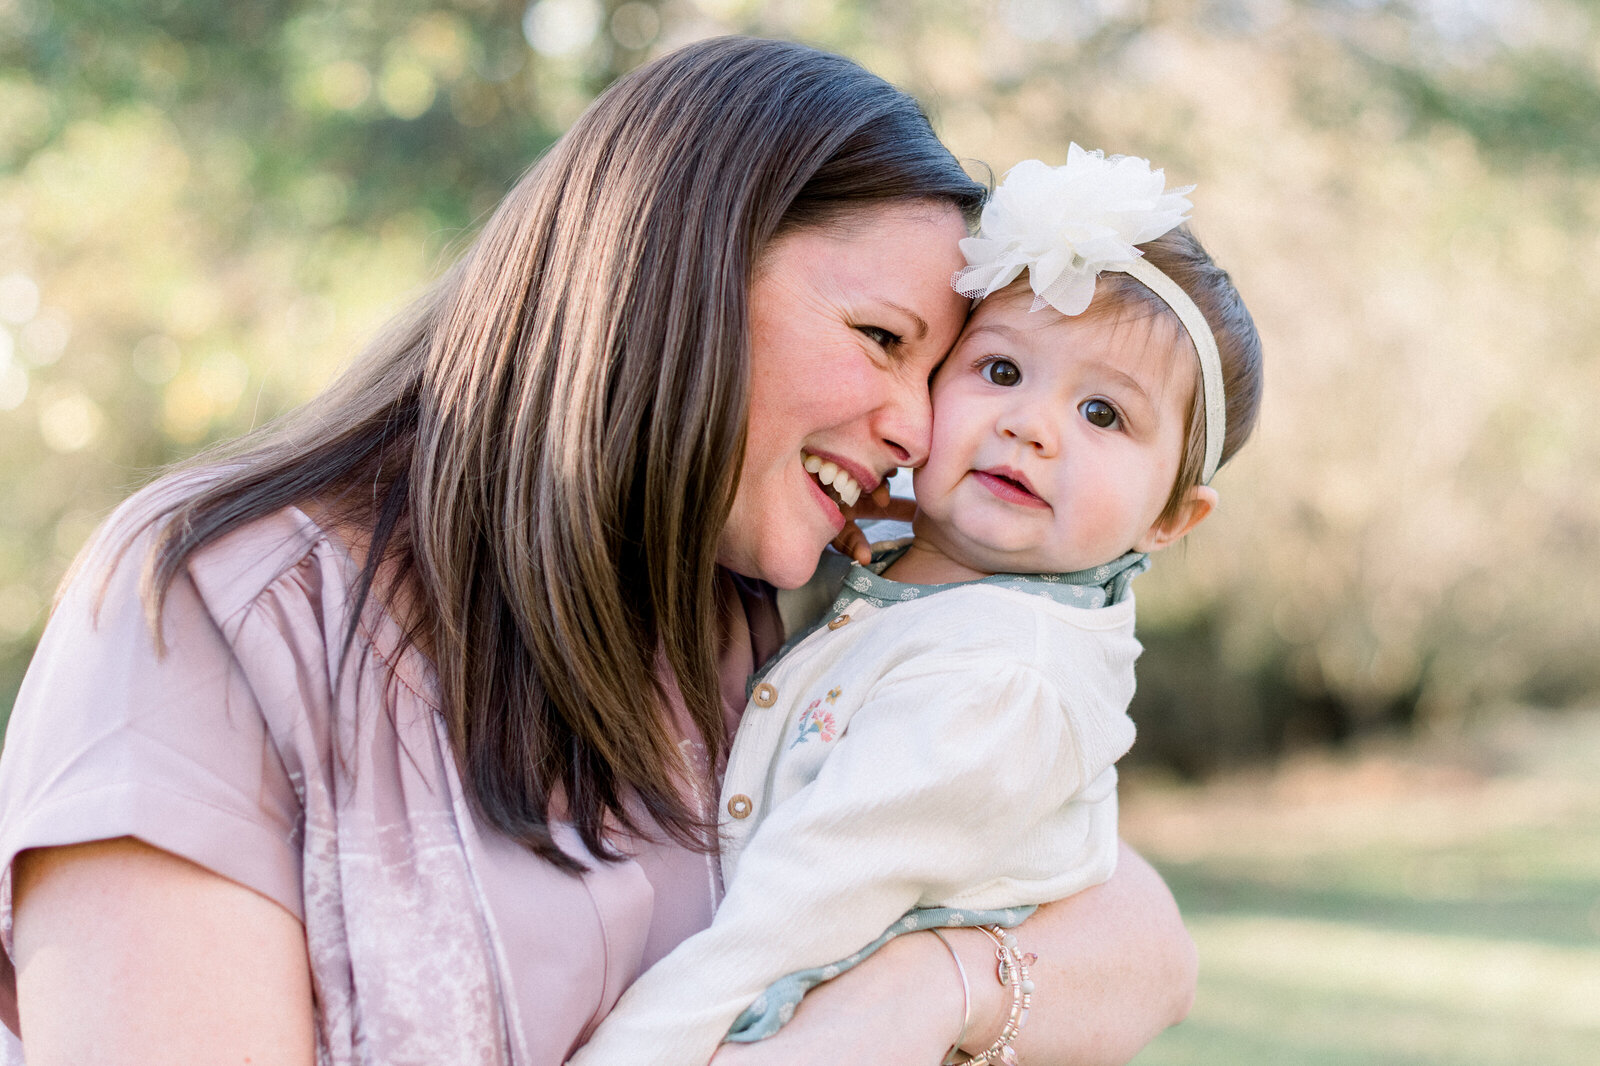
<box><xmin>0</xmin><ymin>37</ymin><xmax>1194</xmax><ymax>1065</ymax></box>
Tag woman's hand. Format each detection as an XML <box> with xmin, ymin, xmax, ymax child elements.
<box><xmin>12</xmin><ymin>837</ymin><xmax>315</xmax><ymax>1066</ymax></box>
<box><xmin>831</xmin><ymin>482</ymin><xmax>918</xmax><ymax>565</ymax></box>
<box><xmin>710</xmin><ymin>841</ymin><xmax>1195</xmax><ymax>1066</ymax></box>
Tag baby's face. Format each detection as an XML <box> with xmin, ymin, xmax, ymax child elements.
<box><xmin>911</xmin><ymin>286</ymin><xmax>1197</xmax><ymax>575</ymax></box>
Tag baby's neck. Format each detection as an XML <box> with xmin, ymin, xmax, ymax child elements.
<box><xmin>877</xmin><ymin>538</ymin><xmax>994</xmax><ymax>585</ymax></box>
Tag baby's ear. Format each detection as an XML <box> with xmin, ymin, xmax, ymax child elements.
<box><xmin>1134</xmin><ymin>485</ymin><xmax>1217</xmax><ymax>553</ymax></box>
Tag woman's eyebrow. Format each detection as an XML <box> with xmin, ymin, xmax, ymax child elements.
<box><xmin>879</xmin><ymin>301</ymin><xmax>929</xmax><ymax>340</ymax></box>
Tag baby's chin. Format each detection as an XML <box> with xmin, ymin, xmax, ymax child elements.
<box><xmin>913</xmin><ymin>523</ymin><xmax>1065</xmax><ymax>575</ymax></box>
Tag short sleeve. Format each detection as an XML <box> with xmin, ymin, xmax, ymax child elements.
<box><xmin>0</xmin><ymin>520</ymin><xmax>306</xmax><ymax>1032</ymax></box>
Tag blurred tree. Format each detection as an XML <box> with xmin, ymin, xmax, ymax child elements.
<box><xmin>2</xmin><ymin>0</ymin><xmax>1597</xmax><ymax>769</ymax></box>
<box><xmin>0</xmin><ymin>0</ymin><xmax>634</xmax><ymax>707</ymax></box>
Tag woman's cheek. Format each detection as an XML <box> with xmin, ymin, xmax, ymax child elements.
<box><xmin>745</xmin><ymin>522</ymin><xmax>828</xmax><ymax>589</ymax></box>
<box><xmin>720</xmin><ymin>477</ymin><xmax>829</xmax><ymax>588</ymax></box>
<box><xmin>767</xmin><ymin>543</ymin><xmax>827</xmax><ymax>589</ymax></box>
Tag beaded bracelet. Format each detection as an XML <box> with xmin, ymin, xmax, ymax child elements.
<box><xmin>947</xmin><ymin>925</ymin><xmax>1035</xmax><ymax>1066</ymax></box>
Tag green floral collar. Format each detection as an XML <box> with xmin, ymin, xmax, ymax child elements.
<box><xmin>834</xmin><ymin>540</ymin><xmax>1148</xmax><ymax>615</ymax></box>
<box><xmin>752</xmin><ymin>541</ymin><xmax>1149</xmax><ymax>688</ymax></box>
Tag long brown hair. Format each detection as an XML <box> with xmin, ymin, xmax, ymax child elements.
<box><xmin>125</xmin><ymin>38</ymin><xmax>984</xmax><ymax>871</ymax></box>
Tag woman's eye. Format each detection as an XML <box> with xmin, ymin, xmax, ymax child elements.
<box><xmin>980</xmin><ymin>359</ymin><xmax>1021</xmax><ymax>387</ymax></box>
<box><xmin>1081</xmin><ymin>399</ymin><xmax>1119</xmax><ymax>428</ymax></box>
<box><xmin>857</xmin><ymin>325</ymin><xmax>901</xmax><ymax>349</ymax></box>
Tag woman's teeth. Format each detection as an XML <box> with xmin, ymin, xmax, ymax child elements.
<box><xmin>802</xmin><ymin>453</ymin><xmax>861</xmax><ymax>508</ymax></box>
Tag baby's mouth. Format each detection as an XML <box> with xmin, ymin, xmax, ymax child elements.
<box><xmin>802</xmin><ymin>452</ymin><xmax>862</xmax><ymax>509</ymax></box>
<box><xmin>988</xmin><ymin>472</ymin><xmax>1033</xmax><ymax>496</ymax></box>
<box><xmin>973</xmin><ymin>467</ymin><xmax>1049</xmax><ymax>508</ymax></box>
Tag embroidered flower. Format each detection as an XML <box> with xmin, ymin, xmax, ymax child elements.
<box><xmin>790</xmin><ymin>701</ymin><xmax>838</xmax><ymax>748</ymax></box>
<box><xmin>953</xmin><ymin>146</ymin><xmax>1194</xmax><ymax>316</ymax></box>
<box><xmin>825</xmin><ymin>686</ymin><xmax>842</xmax><ymax>704</ymax></box>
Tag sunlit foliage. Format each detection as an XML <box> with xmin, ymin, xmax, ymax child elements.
<box><xmin>2</xmin><ymin>0</ymin><xmax>1596</xmax><ymax>764</ymax></box>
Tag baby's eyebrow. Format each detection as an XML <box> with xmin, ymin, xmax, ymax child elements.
<box><xmin>1088</xmin><ymin>362</ymin><xmax>1155</xmax><ymax>407</ymax></box>
<box><xmin>963</xmin><ymin>322</ymin><xmax>1021</xmax><ymax>343</ymax></box>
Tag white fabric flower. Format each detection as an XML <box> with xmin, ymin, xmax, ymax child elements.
<box><xmin>953</xmin><ymin>145</ymin><xmax>1195</xmax><ymax>316</ymax></box>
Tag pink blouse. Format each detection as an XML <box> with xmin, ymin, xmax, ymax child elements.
<box><xmin>0</xmin><ymin>500</ymin><xmax>782</xmax><ymax>1064</ymax></box>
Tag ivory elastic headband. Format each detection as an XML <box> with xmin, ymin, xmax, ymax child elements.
<box><xmin>1120</xmin><ymin>258</ymin><xmax>1226</xmax><ymax>483</ymax></box>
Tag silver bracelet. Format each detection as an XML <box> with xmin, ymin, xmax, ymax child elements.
<box><xmin>947</xmin><ymin>925</ymin><xmax>1035</xmax><ymax>1066</ymax></box>
<box><xmin>929</xmin><ymin>928</ymin><xmax>973</xmax><ymax>1064</ymax></box>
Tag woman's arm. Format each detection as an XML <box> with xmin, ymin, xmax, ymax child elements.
<box><xmin>12</xmin><ymin>837</ymin><xmax>315</xmax><ymax>1066</ymax></box>
<box><xmin>993</xmin><ymin>842</ymin><xmax>1197</xmax><ymax>1065</ymax></box>
<box><xmin>712</xmin><ymin>841</ymin><xmax>1196</xmax><ymax>1066</ymax></box>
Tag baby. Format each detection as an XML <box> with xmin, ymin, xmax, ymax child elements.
<box><xmin>569</xmin><ymin>147</ymin><xmax>1264</xmax><ymax>1066</ymax></box>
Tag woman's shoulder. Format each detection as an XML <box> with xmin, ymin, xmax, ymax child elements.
<box><xmin>187</xmin><ymin>506</ymin><xmax>343</xmax><ymax>632</ymax></box>
<box><xmin>73</xmin><ymin>475</ymin><xmax>426</xmax><ymax>703</ymax></box>
<box><xmin>107</xmin><ymin>474</ymin><xmax>335</xmax><ymax>604</ymax></box>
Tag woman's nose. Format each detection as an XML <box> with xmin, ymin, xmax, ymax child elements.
<box><xmin>876</xmin><ymin>373</ymin><xmax>934</xmax><ymax>468</ymax></box>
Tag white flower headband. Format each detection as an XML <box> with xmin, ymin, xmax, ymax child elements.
<box><xmin>953</xmin><ymin>146</ymin><xmax>1227</xmax><ymax>483</ymax></box>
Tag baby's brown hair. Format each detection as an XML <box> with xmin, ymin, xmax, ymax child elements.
<box><xmin>1083</xmin><ymin>226</ymin><xmax>1264</xmax><ymax>531</ymax></box>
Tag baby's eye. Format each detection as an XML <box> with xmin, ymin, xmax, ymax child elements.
<box><xmin>980</xmin><ymin>359</ymin><xmax>1021</xmax><ymax>387</ymax></box>
<box><xmin>1081</xmin><ymin>399</ymin><xmax>1119</xmax><ymax>428</ymax></box>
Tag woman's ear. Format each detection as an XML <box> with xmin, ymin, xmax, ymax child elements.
<box><xmin>1134</xmin><ymin>485</ymin><xmax>1218</xmax><ymax>553</ymax></box>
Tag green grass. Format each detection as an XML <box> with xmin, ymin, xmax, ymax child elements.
<box><xmin>1124</xmin><ymin>711</ymin><xmax>1600</xmax><ymax>1065</ymax></box>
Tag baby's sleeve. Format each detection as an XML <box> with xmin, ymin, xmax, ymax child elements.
<box><xmin>567</xmin><ymin>660</ymin><xmax>1087</xmax><ymax>1066</ymax></box>
<box><xmin>0</xmin><ymin>531</ymin><xmax>305</xmax><ymax>1034</ymax></box>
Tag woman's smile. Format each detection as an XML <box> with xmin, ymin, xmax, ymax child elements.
<box><xmin>801</xmin><ymin>451</ymin><xmax>869</xmax><ymax>510</ymax></box>
<box><xmin>801</xmin><ymin>459</ymin><xmax>849</xmax><ymax>532</ymax></box>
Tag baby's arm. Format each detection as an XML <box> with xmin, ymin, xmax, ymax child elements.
<box><xmin>566</xmin><ymin>660</ymin><xmax>1122</xmax><ymax>1066</ymax></box>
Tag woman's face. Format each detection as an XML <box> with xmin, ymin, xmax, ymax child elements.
<box><xmin>719</xmin><ymin>201</ymin><xmax>970</xmax><ymax>588</ymax></box>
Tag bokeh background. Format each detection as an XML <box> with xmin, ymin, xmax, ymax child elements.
<box><xmin>1</xmin><ymin>0</ymin><xmax>1596</xmax><ymax>1061</ymax></box>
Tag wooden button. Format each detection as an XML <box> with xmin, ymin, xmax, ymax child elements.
<box><xmin>752</xmin><ymin>682</ymin><xmax>777</xmax><ymax>707</ymax></box>
<box><xmin>826</xmin><ymin>613</ymin><xmax>851</xmax><ymax>630</ymax></box>
<box><xmin>727</xmin><ymin>794</ymin><xmax>753</xmax><ymax>819</ymax></box>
